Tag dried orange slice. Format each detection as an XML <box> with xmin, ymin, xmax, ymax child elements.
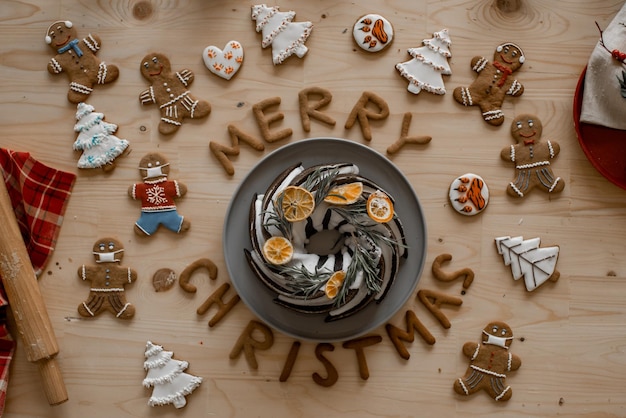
<box><xmin>366</xmin><ymin>190</ymin><xmax>394</xmax><ymax>223</ymax></box>
<box><xmin>279</xmin><ymin>186</ymin><xmax>315</xmax><ymax>222</ymax></box>
<box><xmin>323</xmin><ymin>182</ymin><xmax>363</xmax><ymax>205</ymax></box>
<box><xmin>325</xmin><ymin>270</ymin><xmax>346</xmax><ymax>299</ymax></box>
<box><xmin>262</xmin><ymin>236</ymin><xmax>294</xmax><ymax>265</ymax></box>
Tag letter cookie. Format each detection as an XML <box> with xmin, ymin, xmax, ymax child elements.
<box><xmin>45</xmin><ymin>20</ymin><xmax>119</xmax><ymax>103</ymax></box>
<box><xmin>453</xmin><ymin>42</ymin><xmax>525</xmax><ymax>126</ymax></box>
<box><xmin>139</xmin><ymin>52</ymin><xmax>211</xmax><ymax>135</ymax></box>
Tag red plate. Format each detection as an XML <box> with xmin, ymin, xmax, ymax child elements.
<box><xmin>573</xmin><ymin>66</ymin><xmax>626</xmax><ymax>190</ymax></box>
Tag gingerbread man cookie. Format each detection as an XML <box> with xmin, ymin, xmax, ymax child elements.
<box><xmin>453</xmin><ymin>42</ymin><xmax>525</xmax><ymax>126</ymax></box>
<box><xmin>45</xmin><ymin>20</ymin><xmax>119</xmax><ymax>103</ymax></box>
<box><xmin>501</xmin><ymin>114</ymin><xmax>564</xmax><ymax>197</ymax></box>
<box><xmin>139</xmin><ymin>53</ymin><xmax>211</xmax><ymax>135</ymax></box>
<box><xmin>78</xmin><ymin>237</ymin><xmax>137</xmax><ymax>319</ymax></box>
<box><xmin>129</xmin><ymin>152</ymin><xmax>190</xmax><ymax>236</ymax></box>
<box><xmin>453</xmin><ymin>321</ymin><xmax>521</xmax><ymax>401</ymax></box>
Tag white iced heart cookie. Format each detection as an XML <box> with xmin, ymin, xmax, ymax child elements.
<box><xmin>202</xmin><ymin>41</ymin><xmax>244</xmax><ymax>80</ymax></box>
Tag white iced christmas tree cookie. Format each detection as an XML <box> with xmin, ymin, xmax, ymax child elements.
<box><xmin>251</xmin><ymin>4</ymin><xmax>313</xmax><ymax>65</ymax></box>
<box><xmin>73</xmin><ymin>102</ymin><xmax>129</xmax><ymax>171</ymax></box>
<box><xmin>143</xmin><ymin>341</ymin><xmax>202</xmax><ymax>408</ymax></box>
<box><xmin>495</xmin><ymin>236</ymin><xmax>560</xmax><ymax>291</ymax></box>
<box><xmin>396</xmin><ymin>29</ymin><xmax>452</xmax><ymax>95</ymax></box>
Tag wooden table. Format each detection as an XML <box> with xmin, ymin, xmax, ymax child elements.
<box><xmin>1</xmin><ymin>0</ymin><xmax>625</xmax><ymax>416</ymax></box>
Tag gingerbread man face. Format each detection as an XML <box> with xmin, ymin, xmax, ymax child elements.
<box><xmin>510</xmin><ymin>114</ymin><xmax>543</xmax><ymax>145</ymax></box>
<box><xmin>140</xmin><ymin>53</ymin><xmax>171</xmax><ymax>83</ymax></box>
<box><xmin>138</xmin><ymin>152</ymin><xmax>170</xmax><ymax>180</ymax></box>
<box><xmin>493</xmin><ymin>43</ymin><xmax>525</xmax><ymax>72</ymax></box>
<box><xmin>45</xmin><ymin>21</ymin><xmax>77</xmax><ymax>51</ymax></box>
<box><xmin>92</xmin><ymin>237</ymin><xmax>125</xmax><ymax>263</ymax></box>
<box><xmin>481</xmin><ymin>321</ymin><xmax>514</xmax><ymax>349</ymax></box>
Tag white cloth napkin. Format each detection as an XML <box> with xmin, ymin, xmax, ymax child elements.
<box><xmin>580</xmin><ymin>2</ymin><xmax>626</xmax><ymax>130</ymax></box>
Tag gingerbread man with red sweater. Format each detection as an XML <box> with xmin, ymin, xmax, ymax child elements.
<box><xmin>129</xmin><ymin>152</ymin><xmax>190</xmax><ymax>236</ymax></box>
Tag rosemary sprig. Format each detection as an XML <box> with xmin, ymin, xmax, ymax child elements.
<box><xmin>300</xmin><ymin>167</ymin><xmax>342</xmax><ymax>206</ymax></box>
<box><xmin>334</xmin><ymin>234</ymin><xmax>382</xmax><ymax>306</ymax></box>
<box><xmin>273</xmin><ymin>264</ymin><xmax>332</xmax><ymax>297</ymax></box>
<box><xmin>262</xmin><ymin>193</ymin><xmax>292</xmax><ymax>240</ymax></box>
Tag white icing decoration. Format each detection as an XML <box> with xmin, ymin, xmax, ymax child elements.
<box><xmin>202</xmin><ymin>41</ymin><xmax>244</xmax><ymax>80</ymax></box>
<box><xmin>473</xmin><ymin>57</ymin><xmax>488</xmax><ymax>72</ymax></box>
<box><xmin>448</xmin><ymin>173</ymin><xmax>489</xmax><ymax>216</ymax></box>
<box><xmin>352</xmin><ymin>13</ymin><xmax>393</xmax><ymax>53</ymax></box>
<box><xmin>396</xmin><ymin>29</ymin><xmax>452</xmax><ymax>95</ymax></box>
<box><xmin>495</xmin><ymin>236</ymin><xmax>560</xmax><ymax>291</ymax></box>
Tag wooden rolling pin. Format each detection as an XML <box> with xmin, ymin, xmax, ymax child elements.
<box><xmin>0</xmin><ymin>177</ymin><xmax>68</xmax><ymax>405</ymax></box>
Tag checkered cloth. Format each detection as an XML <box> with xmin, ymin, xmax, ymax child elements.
<box><xmin>0</xmin><ymin>148</ymin><xmax>75</xmax><ymax>415</ymax></box>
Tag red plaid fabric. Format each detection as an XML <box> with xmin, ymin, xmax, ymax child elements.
<box><xmin>0</xmin><ymin>148</ymin><xmax>75</xmax><ymax>415</ymax></box>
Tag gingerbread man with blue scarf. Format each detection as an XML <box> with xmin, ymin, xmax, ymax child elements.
<box><xmin>45</xmin><ymin>20</ymin><xmax>119</xmax><ymax>103</ymax></box>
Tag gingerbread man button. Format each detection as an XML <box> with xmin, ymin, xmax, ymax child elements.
<box><xmin>77</xmin><ymin>237</ymin><xmax>137</xmax><ymax>319</ymax></box>
<box><xmin>139</xmin><ymin>52</ymin><xmax>211</xmax><ymax>135</ymax></box>
<box><xmin>45</xmin><ymin>20</ymin><xmax>120</xmax><ymax>103</ymax></box>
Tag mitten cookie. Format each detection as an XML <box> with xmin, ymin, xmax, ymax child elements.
<box><xmin>453</xmin><ymin>42</ymin><xmax>525</xmax><ymax>125</ymax></box>
<box><xmin>128</xmin><ymin>152</ymin><xmax>190</xmax><ymax>236</ymax></box>
<box><xmin>139</xmin><ymin>53</ymin><xmax>211</xmax><ymax>135</ymax></box>
<box><xmin>501</xmin><ymin>114</ymin><xmax>564</xmax><ymax>197</ymax></box>
<box><xmin>77</xmin><ymin>237</ymin><xmax>137</xmax><ymax>319</ymax></box>
<box><xmin>45</xmin><ymin>20</ymin><xmax>119</xmax><ymax>103</ymax></box>
<box><xmin>73</xmin><ymin>103</ymin><xmax>129</xmax><ymax>171</ymax></box>
<box><xmin>453</xmin><ymin>321</ymin><xmax>521</xmax><ymax>401</ymax></box>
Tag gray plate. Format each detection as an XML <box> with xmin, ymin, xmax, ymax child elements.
<box><xmin>223</xmin><ymin>138</ymin><xmax>427</xmax><ymax>342</ymax></box>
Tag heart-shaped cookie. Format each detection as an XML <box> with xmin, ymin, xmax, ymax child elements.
<box><xmin>203</xmin><ymin>41</ymin><xmax>244</xmax><ymax>80</ymax></box>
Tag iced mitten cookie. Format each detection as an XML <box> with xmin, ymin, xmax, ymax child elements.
<box><xmin>45</xmin><ymin>20</ymin><xmax>119</xmax><ymax>103</ymax></box>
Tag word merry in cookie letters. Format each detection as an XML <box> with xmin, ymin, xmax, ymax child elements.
<box><xmin>209</xmin><ymin>88</ymin><xmax>432</xmax><ymax>175</ymax></box>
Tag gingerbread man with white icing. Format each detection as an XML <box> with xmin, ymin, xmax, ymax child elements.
<box><xmin>45</xmin><ymin>20</ymin><xmax>119</xmax><ymax>103</ymax></box>
<box><xmin>139</xmin><ymin>52</ymin><xmax>211</xmax><ymax>135</ymax></box>
<box><xmin>453</xmin><ymin>42</ymin><xmax>525</xmax><ymax>126</ymax></box>
<box><xmin>501</xmin><ymin>114</ymin><xmax>564</xmax><ymax>198</ymax></box>
<box><xmin>77</xmin><ymin>237</ymin><xmax>137</xmax><ymax>319</ymax></box>
<box><xmin>454</xmin><ymin>321</ymin><xmax>521</xmax><ymax>402</ymax></box>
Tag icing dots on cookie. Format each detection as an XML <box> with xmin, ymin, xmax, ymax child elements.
<box><xmin>353</xmin><ymin>14</ymin><xmax>393</xmax><ymax>52</ymax></box>
<box><xmin>203</xmin><ymin>41</ymin><xmax>244</xmax><ymax>80</ymax></box>
<box><xmin>449</xmin><ymin>173</ymin><xmax>489</xmax><ymax>215</ymax></box>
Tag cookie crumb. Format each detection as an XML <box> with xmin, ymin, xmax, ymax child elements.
<box><xmin>607</xmin><ymin>270</ymin><xmax>617</xmax><ymax>276</ymax></box>
<box><xmin>558</xmin><ymin>397</ymin><xmax>564</xmax><ymax>406</ymax></box>
<box><xmin>237</xmin><ymin>102</ymin><xmax>245</xmax><ymax>108</ymax></box>
<box><xmin>519</xmin><ymin>337</ymin><xmax>525</xmax><ymax>342</ymax></box>
<box><xmin>321</xmin><ymin>14</ymin><xmax>327</xmax><ymax>19</ymax></box>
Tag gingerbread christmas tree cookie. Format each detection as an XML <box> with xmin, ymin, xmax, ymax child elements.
<box><xmin>73</xmin><ymin>103</ymin><xmax>129</xmax><ymax>171</ymax></box>
<box><xmin>251</xmin><ymin>4</ymin><xmax>313</xmax><ymax>65</ymax></box>
<box><xmin>396</xmin><ymin>29</ymin><xmax>452</xmax><ymax>95</ymax></box>
<box><xmin>143</xmin><ymin>341</ymin><xmax>202</xmax><ymax>408</ymax></box>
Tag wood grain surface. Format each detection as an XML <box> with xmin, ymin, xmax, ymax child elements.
<box><xmin>1</xmin><ymin>0</ymin><xmax>626</xmax><ymax>417</ymax></box>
